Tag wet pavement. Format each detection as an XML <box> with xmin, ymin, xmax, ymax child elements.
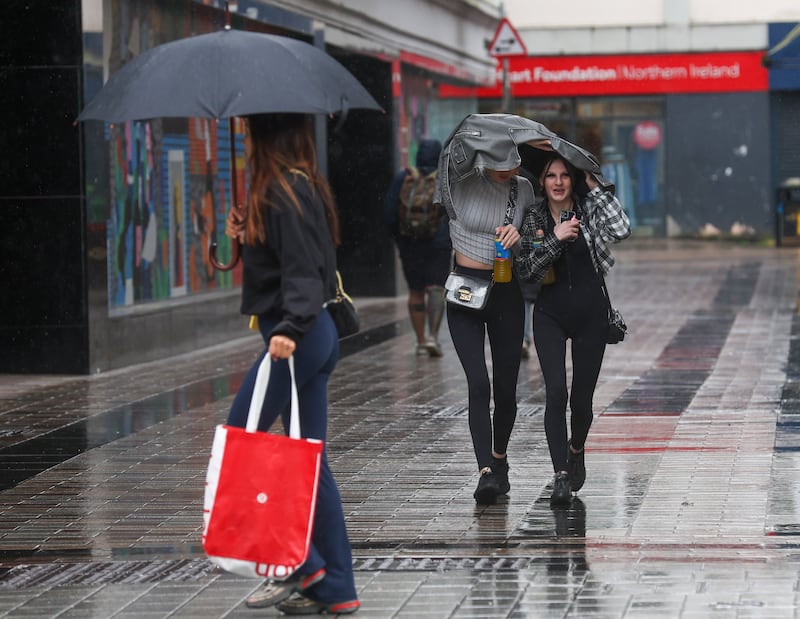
<box><xmin>2</xmin><ymin>239</ymin><xmax>800</xmax><ymax>618</ymax></box>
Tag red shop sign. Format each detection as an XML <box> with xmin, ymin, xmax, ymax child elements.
<box><xmin>439</xmin><ymin>51</ymin><xmax>768</xmax><ymax>98</ymax></box>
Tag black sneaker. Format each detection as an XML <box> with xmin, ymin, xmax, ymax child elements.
<box><xmin>473</xmin><ymin>468</ymin><xmax>500</xmax><ymax>505</ymax></box>
<box><xmin>567</xmin><ymin>442</ymin><xmax>586</xmax><ymax>492</ymax></box>
<box><xmin>491</xmin><ymin>456</ymin><xmax>510</xmax><ymax>494</ymax></box>
<box><xmin>550</xmin><ymin>472</ymin><xmax>572</xmax><ymax>506</ymax></box>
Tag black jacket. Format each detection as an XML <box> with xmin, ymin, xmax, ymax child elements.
<box><xmin>241</xmin><ymin>171</ymin><xmax>337</xmax><ymax>343</ymax></box>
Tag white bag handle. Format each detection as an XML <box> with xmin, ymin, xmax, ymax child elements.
<box><xmin>245</xmin><ymin>355</ymin><xmax>301</xmax><ymax>439</ymax></box>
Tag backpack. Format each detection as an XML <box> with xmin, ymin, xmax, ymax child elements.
<box><xmin>397</xmin><ymin>166</ymin><xmax>442</xmax><ymax>239</ymax></box>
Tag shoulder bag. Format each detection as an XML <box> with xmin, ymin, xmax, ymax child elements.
<box><xmin>324</xmin><ymin>270</ymin><xmax>360</xmax><ymax>338</ymax></box>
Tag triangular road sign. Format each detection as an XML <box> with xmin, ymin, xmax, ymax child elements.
<box><xmin>489</xmin><ymin>18</ymin><xmax>527</xmax><ymax>58</ymax></box>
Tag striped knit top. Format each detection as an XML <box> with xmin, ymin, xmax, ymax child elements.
<box><xmin>447</xmin><ymin>170</ymin><xmax>535</xmax><ymax>265</ymax></box>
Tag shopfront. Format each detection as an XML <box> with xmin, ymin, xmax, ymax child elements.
<box><xmin>441</xmin><ymin>51</ymin><xmax>770</xmax><ymax>237</ymax></box>
<box><xmin>768</xmin><ymin>22</ymin><xmax>800</xmax><ymax>198</ymax></box>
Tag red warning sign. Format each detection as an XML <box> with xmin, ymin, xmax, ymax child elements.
<box><xmin>489</xmin><ymin>18</ymin><xmax>527</xmax><ymax>58</ymax></box>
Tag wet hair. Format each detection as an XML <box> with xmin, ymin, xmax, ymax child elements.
<box><xmin>244</xmin><ymin>113</ymin><xmax>340</xmax><ymax>246</ymax></box>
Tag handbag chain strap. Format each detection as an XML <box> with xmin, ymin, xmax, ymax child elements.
<box><xmin>504</xmin><ymin>177</ymin><xmax>518</xmax><ymax>226</ymax></box>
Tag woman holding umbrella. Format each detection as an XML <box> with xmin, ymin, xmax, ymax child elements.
<box><xmin>224</xmin><ymin>113</ymin><xmax>359</xmax><ymax>615</ymax></box>
<box><xmin>515</xmin><ymin>154</ymin><xmax>630</xmax><ymax>506</ymax></box>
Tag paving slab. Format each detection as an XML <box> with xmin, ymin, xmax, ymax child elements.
<box><xmin>2</xmin><ymin>240</ymin><xmax>800</xmax><ymax>618</ymax></box>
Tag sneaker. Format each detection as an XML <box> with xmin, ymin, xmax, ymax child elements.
<box><xmin>491</xmin><ymin>456</ymin><xmax>510</xmax><ymax>494</ymax></box>
<box><xmin>550</xmin><ymin>472</ymin><xmax>572</xmax><ymax>506</ymax></box>
<box><xmin>415</xmin><ymin>343</ymin><xmax>429</xmax><ymax>356</ymax></box>
<box><xmin>521</xmin><ymin>342</ymin><xmax>530</xmax><ymax>359</ymax></box>
<box><xmin>424</xmin><ymin>339</ymin><xmax>444</xmax><ymax>357</ymax></box>
<box><xmin>245</xmin><ymin>568</ymin><xmax>326</xmax><ymax>608</ymax></box>
<box><xmin>567</xmin><ymin>442</ymin><xmax>586</xmax><ymax>492</ymax></box>
<box><xmin>473</xmin><ymin>467</ymin><xmax>500</xmax><ymax>505</ymax></box>
<box><xmin>277</xmin><ymin>592</ymin><xmax>360</xmax><ymax>615</ymax></box>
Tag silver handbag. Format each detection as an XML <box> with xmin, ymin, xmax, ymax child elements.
<box><xmin>444</xmin><ymin>272</ymin><xmax>493</xmax><ymax>311</ymax></box>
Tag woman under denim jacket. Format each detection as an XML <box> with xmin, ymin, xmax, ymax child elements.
<box><xmin>514</xmin><ymin>154</ymin><xmax>630</xmax><ymax>507</ymax></box>
<box><xmin>515</xmin><ymin>179</ymin><xmax>630</xmax><ymax>281</ymax></box>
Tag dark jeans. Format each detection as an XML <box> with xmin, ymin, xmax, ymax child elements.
<box><xmin>226</xmin><ymin>310</ymin><xmax>356</xmax><ymax>603</ymax></box>
<box><xmin>447</xmin><ymin>267</ymin><xmax>524</xmax><ymax>470</ymax></box>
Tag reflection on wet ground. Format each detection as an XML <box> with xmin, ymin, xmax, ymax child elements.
<box><xmin>0</xmin><ymin>320</ymin><xmax>406</xmax><ymax>492</ymax></box>
<box><xmin>2</xmin><ymin>240</ymin><xmax>800</xmax><ymax>617</ymax></box>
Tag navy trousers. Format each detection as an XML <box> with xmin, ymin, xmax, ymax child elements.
<box><xmin>226</xmin><ymin>309</ymin><xmax>357</xmax><ymax>604</ymax></box>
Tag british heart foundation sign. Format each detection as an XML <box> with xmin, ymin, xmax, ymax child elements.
<box><xmin>440</xmin><ymin>51</ymin><xmax>768</xmax><ymax>98</ymax></box>
<box><xmin>633</xmin><ymin>122</ymin><xmax>662</xmax><ymax>149</ymax></box>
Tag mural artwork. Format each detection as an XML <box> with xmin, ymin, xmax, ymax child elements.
<box><xmin>106</xmin><ymin>118</ymin><xmax>242</xmax><ymax>309</ymax></box>
<box><xmin>100</xmin><ymin>1</ymin><xmax>244</xmax><ymax>311</ymax></box>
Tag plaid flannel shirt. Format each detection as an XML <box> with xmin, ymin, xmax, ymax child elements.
<box><xmin>515</xmin><ymin>187</ymin><xmax>630</xmax><ymax>282</ymax></box>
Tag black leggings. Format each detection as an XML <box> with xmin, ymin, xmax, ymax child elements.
<box><xmin>447</xmin><ymin>267</ymin><xmax>524</xmax><ymax>470</ymax></box>
<box><xmin>533</xmin><ymin>303</ymin><xmax>607</xmax><ymax>473</ymax></box>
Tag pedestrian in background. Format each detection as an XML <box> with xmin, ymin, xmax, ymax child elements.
<box><xmin>437</xmin><ymin>130</ymin><xmax>536</xmax><ymax>506</ymax></box>
<box><xmin>520</xmin><ymin>278</ymin><xmax>540</xmax><ymax>359</ymax></box>
<box><xmin>516</xmin><ymin>163</ymin><xmax>541</xmax><ymax>360</ymax></box>
<box><xmin>516</xmin><ymin>154</ymin><xmax>630</xmax><ymax>506</ymax></box>
<box><xmin>224</xmin><ymin>113</ymin><xmax>359</xmax><ymax>615</ymax></box>
<box><xmin>384</xmin><ymin>138</ymin><xmax>450</xmax><ymax>357</ymax></box>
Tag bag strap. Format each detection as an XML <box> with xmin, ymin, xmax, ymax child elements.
<box><xmin>335</xmin><ymin>270</ymin><xmax>354</xmax><ymax>304</ymax></box>
<box><xmin>588</xmin><ymin>233</ymin><xmax>614</xmax><ymax>316</ymax></box>
<box><xmin>325</xmin><ymin>270</ymin><xmax>353</xmax><ymax>306</ymax></box>
<box><xmin>245</xmin><ymin>355</ymin><xmax>301</xmax><ymax>438</ymax></box>
<box><xmin>504</xmin><ymin>177</ymin><xmax>518</xmax><ymax>226</ymax></box>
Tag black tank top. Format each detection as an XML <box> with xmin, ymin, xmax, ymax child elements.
<box><xmin>535</xmin><ymin>213</ymin><xmax>606</xmax><ymax>327</ymax></box>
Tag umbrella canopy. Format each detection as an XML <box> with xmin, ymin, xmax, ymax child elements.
<box><xmin>435</xmin><ymin>113</ymin><xmax>614</xmax><ymax>214</ymax></box>
<box><xmin>77</xmin><ymin>26</ymin><xmax>381</xmax><ymax>271</ymax></box>
<box><xmin>77</xmin><ymin>28</ymin><xmax>382</xmax><ymax>122</ymax></box>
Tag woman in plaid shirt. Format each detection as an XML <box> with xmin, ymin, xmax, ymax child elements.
<box><xmin>515</xmin><ymin>154</ymin><xmax>630</xmax><ymax>506</ymax></box>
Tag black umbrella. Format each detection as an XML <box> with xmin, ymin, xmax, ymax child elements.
<box><xmin>77</xmin><ymin>18</ymin><xmax>382</xmax><ymax>269</ymax></box>
<box><xmin>76</xmin><ymin>28</ymin><xmax>381</xmax><ymax>122</ymax></box>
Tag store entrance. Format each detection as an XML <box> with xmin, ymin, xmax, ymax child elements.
<box><xmin>483</xmin><ymin>97</ymin><xmax>666</xmax><ymax>236</ymax></box>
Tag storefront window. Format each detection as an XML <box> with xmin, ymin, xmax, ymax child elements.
<box><xmin>481</xmin><ymin>95</ymin><xmax>665</xmax><ymax>235</ymax></box>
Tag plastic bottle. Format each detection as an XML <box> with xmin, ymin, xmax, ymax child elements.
<box><xmin>493</xmin><ymin>236</ymin><xmax>512</xmax><ymax>283</ymax></box>
<box><xmin>535</xmin><ymin>229</ymin><xmax>556</xmax><ymax>285</ymax></box>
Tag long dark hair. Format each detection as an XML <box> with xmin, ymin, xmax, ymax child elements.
<box><xmin>244</xmin><ymin>113</ymin><xmax>340</xmax><ymax>246</ymax></box>
<box><xmin>538</xmin><ymin>154</ymin><xmax>589</xmax><ymax>202</ymax></box>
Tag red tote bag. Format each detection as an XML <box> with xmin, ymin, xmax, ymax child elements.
<box><xmin>202</xmin><ymin>356</ymin><xmax>323</xmax><ymax>579</ymax></box>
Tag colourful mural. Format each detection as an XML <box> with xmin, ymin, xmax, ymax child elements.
<box><xmin>100</xmin><ymin>1</ymin><xmax>244</xmax><ymax>310</ymax></box>
<box><xmin>105</xmin><ymin>118</ymin><xmax>243</xmax><ymax>309</ymax></box>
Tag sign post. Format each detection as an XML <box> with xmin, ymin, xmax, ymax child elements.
<box><xmin>488</xmin><ymin>18</ymin><xmax>527</xmax><ymax>112</ymax></box>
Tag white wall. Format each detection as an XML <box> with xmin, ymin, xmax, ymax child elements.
<box><xmin>504</xmin><ymin>0</ymin><xmax>800</xmax><ymax>28</ymax></box>
<box><xmin>691</xmin><ymin>0</ymin><xmax>800</xmax><ymax>23</ymax></box>
<box><xmin>504</xmin><ymin>0</ymin><xmax>662</xmax><ymax>28</ymax></box>
<box><xmin>502</xmin><ymin>0</ymin><xmax>800</xmax><ymax>54</ymax></box>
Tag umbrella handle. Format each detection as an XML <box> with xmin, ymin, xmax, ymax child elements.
<box><xmin>209</xmin><ymin>238</ymin><xmax>241</xmax><ymax>271</ymax></box>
